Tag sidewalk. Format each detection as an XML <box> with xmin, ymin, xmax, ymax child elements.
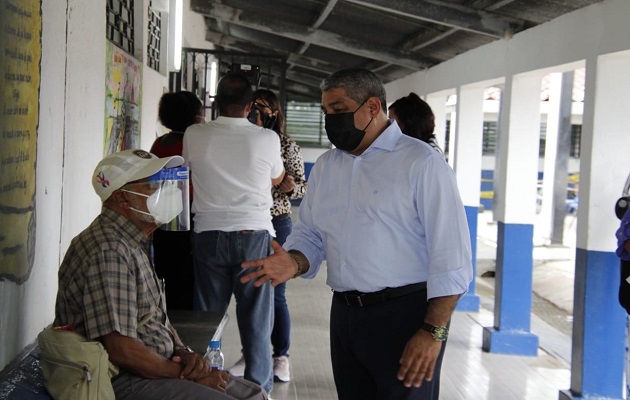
<box><xmin>220</xmin><ymin>241</ymin><xmax>575</xmax><ymax>400</ymax></box>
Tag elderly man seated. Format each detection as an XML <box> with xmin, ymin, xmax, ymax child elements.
<box><xmin>52</xmin><ymin>149</ymin><xmax>268</xmax><ymax>400</ymax></box>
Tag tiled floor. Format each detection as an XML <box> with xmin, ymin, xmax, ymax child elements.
<box><xmin>220</xmin><ymin>268</ymin><xmax>571</xmax><ymax>400</ymax></box>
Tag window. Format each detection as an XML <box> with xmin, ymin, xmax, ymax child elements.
<box><xmin>286</xmin><ymin>102</ymin><xmax>329</xmax><ymax>148</ymax></box>
<box><xmin>539</xmin><ymin>122</ymin><xmax>547</xmax><ymax>157</ymax></box>
<box><xmin>107</xmin><ymin>0</ymin><xmax>134</xmax><ymax>54</ymax></box>
<box><xmin>147</xmin><ymin>2</ymin><xmax>161</xmax><ymax>72</ymax></box>
<box><xmin>482</xmin><ymin>121</ymin><xmax>497</xmax><ymax>155</ymax></box>
<box><xmin>570</xmin><ymin>125</ymin><xmax>581</xmax><ymax>158</ymax></box>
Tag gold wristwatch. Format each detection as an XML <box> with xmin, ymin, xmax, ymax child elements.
<box><xmin>421</xmin><ymin>322</ymin><xmax>449</xmax><ymax>342</ymax></box>
<box><xmin>174</xmin><ymin>345</ymin><xmax>195</xmax><ymax>354</ymax></box>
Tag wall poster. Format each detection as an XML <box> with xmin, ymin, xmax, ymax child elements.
<box><xmin>104</xmin><ymin>41</ymin><xmax>142</xmax><ymax>155</ymax></box>
<box><xmin>0</xmin><ymin>0</ymin><xmax>41</xmax><ymax>283</ymax></box>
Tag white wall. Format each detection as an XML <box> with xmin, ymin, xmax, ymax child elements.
<box><xmin>0</xmin><ymin>0</ymin><xmax>168</xmax><ymax>370</ymax></box>
<box><xmin>183</xmin><ymin>0</ymin><xmax>210</xmax><ymax>49</ymax></box>
<box><xmin>0</xmin><ymin>0</ymin><xmax>67</xmax><ymax>370</ymax></box>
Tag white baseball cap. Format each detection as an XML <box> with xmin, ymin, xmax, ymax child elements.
<box><xmin>92</xmin><ymin>149</ymin><xmax>184</xmax><ymax>201</ymax></box>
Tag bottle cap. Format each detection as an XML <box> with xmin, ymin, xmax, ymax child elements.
<box><xmin>209</xmin><ymin>340</ymin><xmax>221</xmax><ymax>349</ymax></box>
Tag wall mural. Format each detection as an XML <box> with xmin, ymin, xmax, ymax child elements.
<box><xmin>104</xmin><ymin>41</ymin><xmax>142</xmax><ymax>155</ymax></box>
<box><xmin>0</xmin><ymin>0</ymin><xmax>41</xmax><ymax>283</ymax></box>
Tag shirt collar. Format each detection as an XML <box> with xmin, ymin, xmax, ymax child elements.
<box><xmin>364</xmin><ymin>119</ymin><xmax>402</xmax><ymax>153</ymax></box>
<box><xmin>101</xmin><ymin>207</ymin><xmax>149</xmax><ymax>246</ymax></box>
<box><xmin>214</xmin><ymin>116</ymin><xmax>253</xmax><ymax>126</ymax></box>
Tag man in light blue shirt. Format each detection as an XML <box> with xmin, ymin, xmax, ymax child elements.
<box><xmin>242</xmin><ymin>68</ymin><xmax>472</xmax><ymax>400</ymax></box>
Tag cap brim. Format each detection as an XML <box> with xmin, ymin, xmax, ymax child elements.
<box><xmin>128</xmin><ymin>155</ymin><xmax>184</xmax><ymax>183</ymax></box>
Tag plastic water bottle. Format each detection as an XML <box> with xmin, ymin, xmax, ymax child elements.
<box><xmin>204</xmin><ymin>340</ymin><xmax>224</xmax><ymax>371</ymax></box>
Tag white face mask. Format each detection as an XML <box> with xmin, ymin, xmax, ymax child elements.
<box><xmin>122</xmin><ymin>183</ymin><xmax>183</xmax><ymax>225</ymax></box>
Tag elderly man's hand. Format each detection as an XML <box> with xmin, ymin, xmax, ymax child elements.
<box><xmin>171</xmin><ymin>352</ymin><xmax>211</xmax><ymax>381</ymax></box>
<box><xmin>195</xmin><ymin>370</ymin><xmax>230</xmax><ymax>392</ymax></box>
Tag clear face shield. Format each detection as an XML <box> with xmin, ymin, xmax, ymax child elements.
<box><xmin>146</xmin><ymin>166</ymin><xmax>190</xmax><ymax>231</ymax></box>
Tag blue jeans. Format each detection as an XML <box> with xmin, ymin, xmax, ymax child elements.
<box><xmin>271</xmin><ymin>216</ymin><xmax>292</xmax><ymax>357</ymax></box>
<box><xmin>192</xmin><ymin>230</ymin><xmax>274</xmax><ymax>394</ymax></box>
<box><xmin>112</xmin><ymin>370</ymin><xmax>268</xmax><ymax>400</ymax></box>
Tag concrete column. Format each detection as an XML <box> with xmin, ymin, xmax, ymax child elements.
<box><xmin>452</xmin><ymin>84</ymin><xmax>484</xmax><ymax>312</ymax></box>
<box><xmin>537</xmin><ymin>73</ymin><xmax>562</xmax><ymax>243</ymax></box>
<box><xmin>551</xmin><ymin>72</ymin><xmax>573</xmax><ymax>245</ymax></box>
<box><xmin>482</xmin><ymin>72</ymin><xmax>541</xmax><ymax>355</ymax></box>
<box><xmin>426</xmin><ymin>92</ymin><xmax>449</xmax><ymax>154</ymax></box>
<box><xmin>559</xmin><ymin>51</ymin><xmax>630</xmax><ymax>400</ymax></box>
<box><xmin>538</xmin><ymin>72</ymin><xmax>574</xmax><ymax>245</ymax></box>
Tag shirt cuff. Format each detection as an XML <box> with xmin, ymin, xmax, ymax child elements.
<box><xmin>427</xmin><ymin>267</ymin><xmax>472</xmax><ymax>300</ymax></box>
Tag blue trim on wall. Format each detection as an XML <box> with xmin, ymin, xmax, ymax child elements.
<box><xmin>482</xmin><ymin>222</ymin><xmax>539</xmax><ymax>355</ymax></box>
<box><xmin>304</xmin><ymin>162</ymin><xmax>314</xmax><ymax>181</ymax></box>
<box><xmin>457</xmin><ymin>206</ymin><xmax>480</xmax><ymax>312</ymax></box>
<box><xmin>559</xmin><ymin>248</ymin><xmax>625</xmax><ymax>400</ymax></box>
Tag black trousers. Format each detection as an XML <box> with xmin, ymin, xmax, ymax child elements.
<box><xmin>330</xmin><ymin>288</ymin><xmax>446</xmax><ymax>400</ymax></box>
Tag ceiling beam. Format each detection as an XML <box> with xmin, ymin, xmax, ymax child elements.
<box><xmin>295</xmin><ymin>0</ymin><xmax>338</xmax><ymax>55</ymax></box>
<box><xmin>205</xmin><ymin>30</ymin><xmax>339</xmax><ymax>78</ymax></box>
<box><xmin>205</xmin><ymin>28</ymin><xmax>405</xmax><ymax>90</ymax></box>
<box><xmin>344</xmin><ymin>0</ymin><xmax>529</xmax><ymax>38</ymax></box>
<box><xmin>191</xmin><ymin>1</ymin><xmax>435</xmax><ymax>70</ymax></box>
<box><xmin>199</xmin><ymin>33</ymin><xmax>323</xmax><ymax>100</ymax></box>
<box><xmin>470</xmin><ymin>0</ymin><xmax>519</xmax><ymax>12</ymax></box>
<box><xmin>290</xmin><ymin>0</ymin><xmax>339</xmax><ymax>74</ymax></box>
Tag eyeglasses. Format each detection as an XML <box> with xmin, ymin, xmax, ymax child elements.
<box><xmin>253</xmin><ymin>98</ymin><xmax>273</xmax><ymax>112</ymax></box>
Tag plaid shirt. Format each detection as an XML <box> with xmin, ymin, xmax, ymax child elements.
<box><xmin>54</xmin><ymin>208</ymin><xmax>175</xmax><ymax>357</ymax></box>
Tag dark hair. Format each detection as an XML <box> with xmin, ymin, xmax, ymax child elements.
<box><xmin>388</xmin><ymin>92</ymin><xmax>436</xmax><ymax>142</ymax></box>
<box><xmin>251</xmin><ymin>89</ymin><xmax>286</xmax><ymax>135</ymax></box>
<box><xmin>216</xmin><ymin>73</ymin><xmax>253</xmax><ymax>114</ymax></box>
<box><xmin>320</xmin><ymin>68</ymin><xmax>387</xmax><ymax>115</ymax></box>
<box><xmin>158</xmin><ymin>91</ymin><xmax>203</xmax><ymax>132</ymax></box>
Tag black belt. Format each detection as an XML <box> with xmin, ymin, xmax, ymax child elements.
<box><xmin>272</xmin><ymin>213</ymin><xmax>290</xmax><ymax>221</ymax></box>
<box><xmin>333</xmin><ymin>282</ymin><xmax>427</xmax><ymax>308</ymax></box>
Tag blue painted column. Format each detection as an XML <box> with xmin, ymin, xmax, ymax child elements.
<box><xmin>482</xmin><ymin>72</ymin><xmax>541</xmax><ymax>355</ymax></box>
<box><xmin>458</xmin><ymin>206</ymin><xmax>479</xmax><ymax>311</ymax></box>
<box><xmin>559</xmin><ymin>250</ymin><xmax>625</xmax><ymax>400</ymax></box>
<box><xmin>451</xmin><ymin>84</ymin><xmax>486</xmax><ymax>312</ymax></box>
<box><xmin>558</xmin><ymin>51</ymin><xmax>630</xmax><ymax>400</ymax></box>
<box><xmin>482</xmin><ymin>222</ymin><xmax>538</xmax><ymax>354</ymax></box>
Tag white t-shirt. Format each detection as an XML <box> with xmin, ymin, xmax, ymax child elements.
<box><xmin>183</xmin><ymin>116</ymin><xmax>284</xmax><ymax>235</ymax></box>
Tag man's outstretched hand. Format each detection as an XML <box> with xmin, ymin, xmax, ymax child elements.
<box><xmin>241</xmin><ymin>240</ymin><xmax>297</xmax><ymax>287</ymax></box>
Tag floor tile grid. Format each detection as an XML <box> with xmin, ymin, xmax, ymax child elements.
<box><xmin>221</xmin><ymin>271</ymin><xmax>338</xmax><ymax>400</ymax></box>
<box><xmin>220</xmin><ymin>265</ymin><xmax>571</xmax><ymax>399</ymax></box>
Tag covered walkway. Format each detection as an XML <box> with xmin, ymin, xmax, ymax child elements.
<box><xmin>221</xmin><ymin>262</ymin><xmax>571</xmax><ymax>400</ymax></box>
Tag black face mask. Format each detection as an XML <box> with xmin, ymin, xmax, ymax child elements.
<box><xmin>324</xmin><ymin>99</ymin><xmax>373</xmax><ymax>152</ymax></box>
<box><xmin>247</xmin><ymin>102</ymin><xmax>278</xmax><ymax>130</ymax></box>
